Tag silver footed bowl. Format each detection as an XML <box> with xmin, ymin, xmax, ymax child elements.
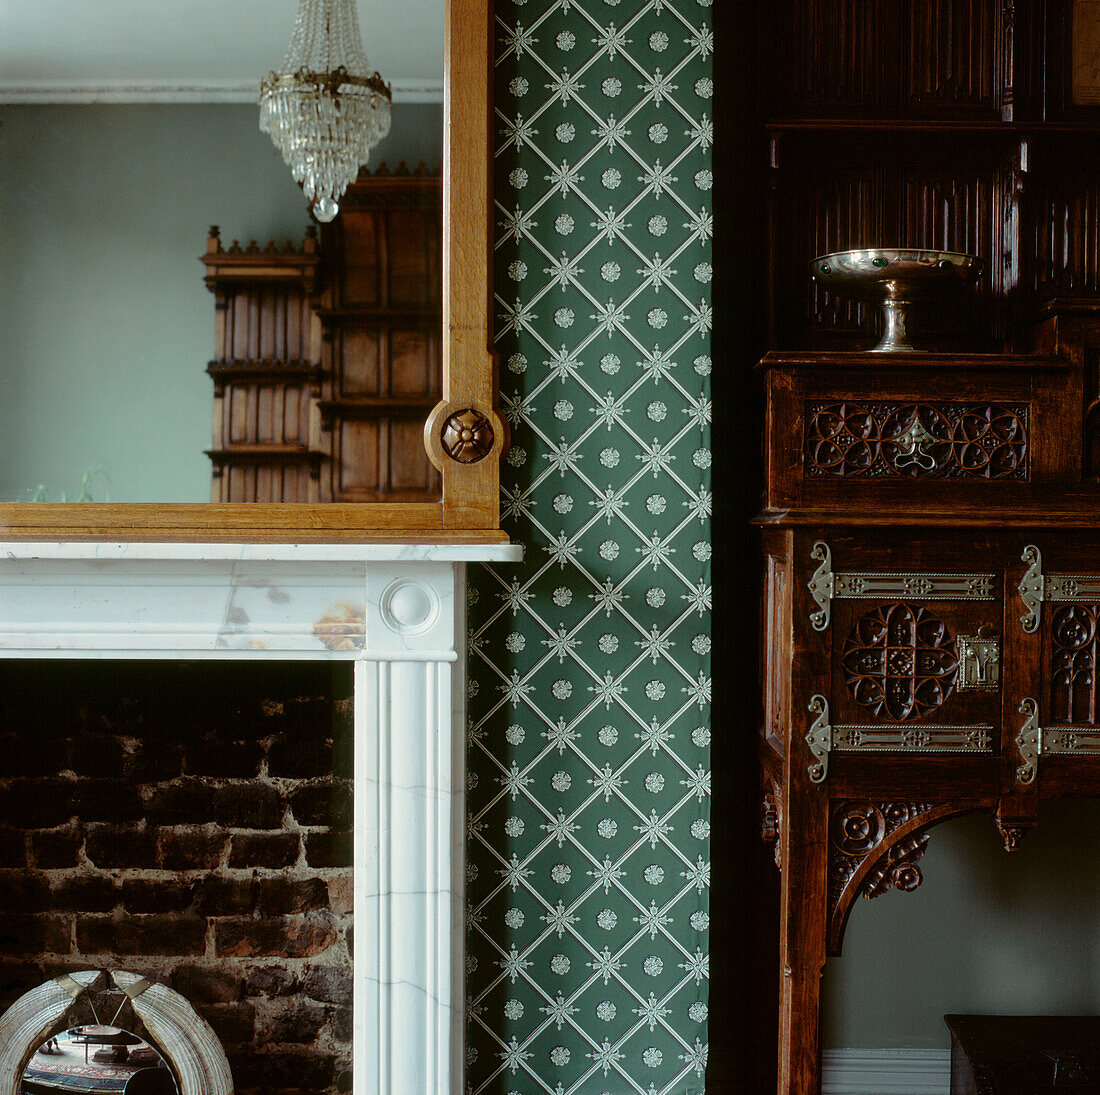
<box><xmin>809</xmin><ymin>249</ymin><xmax>984</xmax><ymax>353</ymax></box>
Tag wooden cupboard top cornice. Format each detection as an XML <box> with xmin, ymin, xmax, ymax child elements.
<box><xmin>3</xmin><ymin>0</ymin><xmax>506</xmax><ymax>545</ymax></box>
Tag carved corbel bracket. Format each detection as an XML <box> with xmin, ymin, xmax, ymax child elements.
<box><xmin>826</xmin><ymin>801</ymin><xmax>972</xmax><ymax>955</ymax></box>
<box><xmin>761</xmin><ymin>775</ymin><xmax>783</xmax><ymax>869</ymax></box>
<box><xmin>995</xmin><ymin>816</ymin><xmax>1033</xmax><ymax>853</ymax></box>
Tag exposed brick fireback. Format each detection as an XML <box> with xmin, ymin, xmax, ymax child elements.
<box><xmin>0</xmin><ymin>661</ymin><xmax>354</xmax><ymax>1095</ymax></box>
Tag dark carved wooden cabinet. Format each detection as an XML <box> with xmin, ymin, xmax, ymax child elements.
<box><xmin>753</xmin><ymin>3</ymin><xmax>1100</xmax><ymax>1093</ymax></box>
<box><xmin>203</xmin><ymin>164</ymin><xmax>442</xmax><ymax>503</ymax></box>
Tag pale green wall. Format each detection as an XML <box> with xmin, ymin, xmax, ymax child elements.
<box><xmin>824</xmin><ymin>800</ymin><xmax>1100</xmax><ymax>1049</ymax></box>
<box><xmin>0</xmin><ymin>103</ymin><xmax>442</xmax><ymax>502</ymax></box>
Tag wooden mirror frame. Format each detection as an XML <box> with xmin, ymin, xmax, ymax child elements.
<box><xmin>0</xmin><ymin>0</ymin><xmax>504</xmax><ymax>545</ymax></box>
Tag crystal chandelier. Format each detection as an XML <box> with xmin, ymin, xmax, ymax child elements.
<box><xmin>260</xmin><ymin>0</ymin><xmax>392</xmax><ymax>222</ymax></box>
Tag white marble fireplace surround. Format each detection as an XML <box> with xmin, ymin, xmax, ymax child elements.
<box><xmin>0</xmin><ymin>540</ymin><xmax>523</xmax><ymax>1095</ymax></box>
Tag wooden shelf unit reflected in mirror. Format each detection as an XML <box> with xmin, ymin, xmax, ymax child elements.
<box><xmin>0</xmin><ymin>0</ymin><xmax>504</xmax><ymax>544</ymax></box>
<box><xmin>204</xmin><ymin>165</ymin><xmax>444</xmax><ymax>506</ymax></box>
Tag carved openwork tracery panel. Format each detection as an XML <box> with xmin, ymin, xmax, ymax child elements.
<box><xmin>1051</xmin><ymin>604</ymin><xmax>1100</xmax><ymax>724</ymax></box>
<box><xmin>805</xmin><ymin>401</ymin><xmax>1029</xmax><ymax>479</ymax></box>
<box><xmin>841</xmin><ymin>603</ymin><xmax>959</xmax><ymax>721</ymax></box>
<box><xmin>826</xmin><ymin>801</ymin><xmax>968</xmax><ymax>955</ymax></box>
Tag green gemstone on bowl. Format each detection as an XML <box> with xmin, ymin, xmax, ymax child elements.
<box><xmin>820</xmin><ymin>264</ymin><xmax>830</xmax><ymax>274</ymax></box>
<box><xmin>872</xmin><ymin>257</ymin><xmax>888</xmax><ymax>267</ymax></box>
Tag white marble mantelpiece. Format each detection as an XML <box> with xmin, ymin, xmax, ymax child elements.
<box><xmin>0</xmin><ymin>540</ymin><xmax>522</xmax><ymax>1095</ymax></box>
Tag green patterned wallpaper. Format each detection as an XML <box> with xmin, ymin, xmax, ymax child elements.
<box><xmin>466</xmin><ymin>2</ymin><xmax>713</xmax><ymax>1092</ymax></box>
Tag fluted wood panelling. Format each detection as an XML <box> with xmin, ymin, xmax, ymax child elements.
<box><xmin>784</xmin><ymin>0</ymin><xmax>891</xmax><ymax>114</ymax></box>
<box><xmin>1029</xmin><ymin>172</ymin><xmax>1100</xmax><ymax>296</ymax></box>
<box><xmin>908</xmin><ymin>0</ymin><xmax>999</xmax><ymax>113</ymax></box>
<box><xmin>221</xmin><ymin>287</ymin><xmax>315</xmax><ymax>363</ymax></box>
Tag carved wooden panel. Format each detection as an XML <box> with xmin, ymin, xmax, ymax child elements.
<box><xmin>1026</xmin><ymin>161</ymin><xmax>1100</xmax><ymax>300</ymax></box>
<box><xmin>770</xmin><ymin>0</ymin><xmax>1009</xmax><ymax>118</ymax></box>
<box><xmin>1050</xmin><ymin>603</ymin><xmax>1100</xmax><ymax>723</ymax></box>
<box><xmin>841</xmin><ymin>603</ymin><xmax>959</xmax><ymax>721</ymax></box>
<box><xmin>907</xmin><ymin>0</ymin><xmax>1001</xmax><ymax>115</ymax></box>
<box><xmin>805</xmin><ymin>401</ymin><xmax>1030</xmax><ymax>479</ymax></box>
<box><xmin>900</xmin><ymin>165</ymin><xmax>998</xmax><ymax>337</ymax></box>
<box><xmin>773</xmin><ymin>0</ymin><xmax>892</xmax><ymax>116</ymax></box>
<box><xmin>318</xmin><ymin>165</ymin><xmax>443</xmax><ymax>503</ymax></box>
<box><xmin>202</xmin><ymin>230</ymin><xmax>324</xmax><ymax>503</ymax></box>
<box><xmin>771</xmin><ymin>138</ymin><xmax>1002</xmax><ymax>348</ymax></box>
<box><xmin>826</xmin><ymin>801</ymin><xmax>940</xmax><ymax>954</ymax></box>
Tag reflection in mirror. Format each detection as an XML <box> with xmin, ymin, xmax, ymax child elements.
<box><xmin>0</xmin><ymin>1</ymin><xmax>444</xmax><ymax>503</ymax></box>
<box><xmin>22</xmin><ymin>1026</ymin><xmax>178</xmax><ymax>1095</ymax></box>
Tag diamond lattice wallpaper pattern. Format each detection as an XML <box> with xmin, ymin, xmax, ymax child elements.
<box><xmin>465</xmin><ymin>2</ymin><xmax>713</xmax><ymax>1092</ymax></box>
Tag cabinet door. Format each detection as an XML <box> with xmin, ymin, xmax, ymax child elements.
<box><xmin>803</xmin><ymin>533</ymin><xmax>1007</xmax><ymax>767</ymax></box>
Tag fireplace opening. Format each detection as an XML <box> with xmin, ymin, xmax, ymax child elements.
<box><xmin>0</xmin><ymin>660</ymin><xmax>354</xmax><ymax>1095</ymax></box>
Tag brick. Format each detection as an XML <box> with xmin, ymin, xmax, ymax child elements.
<box><xmin>327</xmin><ymin>875</ymin><xmax>353</xmax><ymax>916</ymax></box>
<box><xmin>256</xmin><ymin>1050</ymin><xmax>336</xmax><ymax>1089</ymax></box>
<box><xmin>304</xmin><ymin>831</ymin><xmax>352</xmax><ymax>869</ymax></box>
<box><xmin>66</xmin><ymin>735</ymin><xmax>125</xmax><ymax>779</ymax></box>
<box><xmin>257</xmin><ymin>878</ymin><xmax>327</xmax><ymax>916</ymax></box>
<box><xmin>76</xmin><ymin>915</ymin><xmax>205</xmax><ymax>957</ymax></box>
<box><xmin>242</xmin><ymin>966</ymin><xmax>297</xmax><ymax>998</ymax></box>
<box><xmin>260</xmin><ymin>1002</ymin><xmax>329</xmax><ymax>1044</ymax></box>
<box><xmin>86</xmin><ymin>825</ymin><xmax>157</xmax><ymax>869</ymax></box>
<box><xmin>130</xmin><ymin>739</ymin><xmax>183</xmax><ymax>783</ymax></box>
<box><xmin>0</xmin><ymin>829</ymin><xmax>26</xmax><ymax>868</ymax></box>
<box><xmin>158</xmin><ymin>828</ymin><xmax>226</xmax><ymax>871</ymax></box>
<box><xmin>332</xmin><ymin>723</ymin><xmax>353</xmax><ymax>781</ymax></box>
<box><xmin>197</xmin><ymin>1002</ymin><xmax>255</xmax><ymax>1045</ymax></box>
<box><xmin>0</xmin><ymin>734</ymin><xmax>62</xmax><ymax>778</ymax></box>
<box><xmin>52</xmin><ymin>876</ymin><xmax>120</xmax><ymax>913</ymax></box>
<box><xmin>0</xmin><ymin>870</ymin><xmax>49</xmax><ymax>912</ymax></box>
<box><xmin>73</xmin><ymin>780</ymin><xmax>143</xmax><ymax>823</ymax></box>
<box><xmin>196</xmin><ymin>877</ymin><xmax>254</xmax><ymax>917</ymax></box>
<box><xmin>333</xmin><ymin>1005</ymin><xmax>352</xmax><ymax>1043</ymax></box>
<box><xmin>29</xmin><ymin>826</ymin><xmax>78</xmax><ymax>869</ymax></box>
<box><xmin>214</xmin><ymin>913</ymin><xmax>336</xmax><ymax>959</ymax></box>
<box><xmin>267</xmin><ymin>736</ymin><xmax>332</xmax><ymax>780</ymax></box>
<box><xmin>0</xmin><ymin>780</ymin><xmax>74</xmax><ymax>829</ymax></box>
<box><xmin>145</xmin><ymin>780</ymin><xmax>215</xmax><ymax>826</ymax></box>
<box><xmin>224</xmin><ymin>1050</ymin><xmax>262</xmax><ymax>1090</ymax></box>
<box><xmin>122</xmin><ymin>879</ymin><xmax>196</xmax><ymax>914</ymax></box>
<box><xmin>0</xmin><ymin>960</ymin><xmax>43</xmax><ymax>1009</ymax></box>
<box><xmin>172</xmin><ymin>964</ymin><xmax>241</xmax><ymax>1004</ymax></box>
<box><xmin>213</xmin><ymin>785</ymin><xmax>282</xmax><ymax>830</ymax></box>
<box><xmin>303</xmin><ymin>965</ymin><xmax>351</xmax><ymax>1005</ymax></box>
<box><xmin>288</xmin><ymin>780</ymin><xmax>352</xmax><ymax>829</ymax></box>
<box><xmin>228</xmin><ymin>832</ymin><xmax>298</xmax><ymax>869</ymax></box>
<box><xmin>185</xmin><ymin>739</ymin><xmax>263</xmax><ymax>779</ymax></box>
<box><xmin>0</xmin><ymin>914</ymin><xmax>70</xmax><ymax>956</ymax></box>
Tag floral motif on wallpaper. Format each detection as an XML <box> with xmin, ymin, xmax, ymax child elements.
<box><xmin>466</xmin><ymin>1</ymin><xmax>713</xmax><ymax>1092</ymax></box>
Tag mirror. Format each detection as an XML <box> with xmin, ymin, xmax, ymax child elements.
<box><xmin>0</xmin><ymin>1</ymin><xmax>446</xmax><ymax>504</ymax></box>
<box><xmin>22</xmin><ymin>1026</ymin><xmax>178</xmax><ymax>1095</ymax></box>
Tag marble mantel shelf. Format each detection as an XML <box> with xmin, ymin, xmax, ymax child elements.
<box><xmin>0</xmin><ymin>539</ymin><xmax>522</xmax><ymax>1095</ymax></box>
<box><xmin>0</xmin><ymin>540</ymin><xmax>522</xmax><ymax>658</ymax></box>
<box><xmin>0</xmin><ymin>541</ymin><xmax>523</xmax><ymax>562</ymax></box>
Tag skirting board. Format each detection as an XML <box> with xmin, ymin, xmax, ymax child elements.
<box><xmin>822</xmin><ymin>1049</ymin><xmax>951</xmax><ymax>1095</ymax></box>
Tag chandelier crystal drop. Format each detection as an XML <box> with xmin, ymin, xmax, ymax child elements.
<box><xmin>259</xmin><ymin>0</ymin><xmax>392</xmax><ymax>222</ymax></box>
